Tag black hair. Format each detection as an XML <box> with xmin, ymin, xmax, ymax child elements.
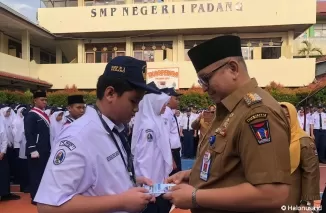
<box><xmin>96</xmin><ymin>75</ymin><xmax>134</xmax><ymax>100</ymax></box>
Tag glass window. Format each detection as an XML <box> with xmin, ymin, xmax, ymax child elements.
<box><xmin>261</xmin><ymin>47</ymin><xmax>281</xmax><ymax>59</ymax></box>
<box><xmin>84</xmin><ymin>43</ymin><xmax>126</xmax><ymax>63</ymax></box>
<box><xmin>133</xmin><ymin>41</ymin><xmax>173</xmax><ymax>62</ymax></box>
<box><xmin>184</xmin><ymin>40</ymin><xmax>207</xmax><ymax>61</ymax></box>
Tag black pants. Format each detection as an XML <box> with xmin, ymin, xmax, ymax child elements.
<box><xmin>0</xmin><ymin>154</ymin><xmax>10</xmax><ymax>196</ymax></box>
<box><xmin>321</xmin><ymin>186</ymin><xmax>326</xmax><ymax>213</ymax></box>
<box><xmin>182</xmin><ymin>130</ymin><xmax>195</xmax><ymax>158</ymax></box>
<box><xmin>170</xmin><ymin>148</ymin><xmax>182</xmax><ymax>176</ymax></box>
<box><xmin>314</xmin><ymin>129</ymin><xmax>326</xmax><ymax>162</ymax></box>
<box><xmin>142</xmin><ymin>195</ymin><xmax>172</xmax><ymax>213</ymax></box>
<box><xmin>6</xmin><ymin>147</ymin><xmax>20</xmax><ymax>184</ymax></box>
<box><xmin>27</xmin><ymin>152</ymin><xmax>50</xmax><ymax>201</ymax></box>
<box><xmin>19</xmin><ymin>158</ymin><xmax>29</xmax><ymax>192</ymax></box>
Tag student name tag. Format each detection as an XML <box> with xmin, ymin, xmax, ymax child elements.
<box><xmin>200</xmin><ymin>151</ymin><xmax>211</xmax><ymax>181</ymax></box>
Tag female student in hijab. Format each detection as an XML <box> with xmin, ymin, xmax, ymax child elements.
<box><xmin>12</xmin><ymin>106</ymin><xmax>29</xmax><ymax>193</ymax></box>
<box><xmin>280</xmin><ymin>102</ymin><xmax>320</xmax><ymax>211</ymax></box>
<box><xmin>49</xmin><ymin>110</ymin><xmax>65</xmax><ymax>147</ymax></box>
<box><xmin>131</xmin><ymin>93</ymin><xmax>173</xmax><ymax>213</ymax></box>
<box><xmin>1</xmin><ymin>107</ymin><xmax>18</xmax><ymax>184</ymax></box>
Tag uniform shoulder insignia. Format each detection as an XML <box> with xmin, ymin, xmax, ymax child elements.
<box><xmin>244</xmin><ymin>93</ymin><xmax>262</xmax><ymax>107</ymax></box>
<box><xmin>59</xmin><ymin>140</ymin><xmax>76</xmax><ymax>151</ymax></box>
<box><xmin>53</xmin><ymin>149</ymin><xmax>66</xmax><ymax>165</ymax></box>
<box><xmin>249</xmin><ymin>120</ymin><xmax>271</xmax><ymax>145</ymax></box>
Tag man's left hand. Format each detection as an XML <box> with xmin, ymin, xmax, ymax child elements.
<box><xmin>163</xmin><ymin>183</ymin><xmax>195</xmax><ymax>209</ymax></box>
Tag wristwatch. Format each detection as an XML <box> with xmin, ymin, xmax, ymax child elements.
<box><xmin>192</xmin><ymin>188</ymin><xmax>200</xmax><ymax>208</ymax></box>
<box><xmin>300</xmin><ymin>200</ymin><xmax>312</xmax><ymax>206</ymax></box>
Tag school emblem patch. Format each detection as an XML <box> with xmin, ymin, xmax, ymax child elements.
<box><xmin>249</xmin><ymin>120</ymin><xmax>271</xmax><ymax>145</ymax></box>
<box><xmin>53</xmin><ymin>149</ymin><xmax>66</xmax><ymax>165</ymax></box>
<box><xmin>145</xmin><ymin>129</ymin><xmax>154</xmax><ymax>142</ymax></box>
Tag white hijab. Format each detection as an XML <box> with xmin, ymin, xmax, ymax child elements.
<box><xmin>50</xmin><ymin>111</ymin><xmax>65</xmax><ymax>144</ymax></box>
<box><xmin>131</xmin><ymin>93</ymin><xmax>172</xmax><ymax>177</ymax></box>
<box><xmin>12</xmin><ymin>107</ymin><xmax>25</xmax><ymax>142</ymax></box>
<box><xmin>44</xmin><ymin>109</ymin><xmax>51</xmax><ymax>116</ymax></box>
<box><xmin>1</xmin><ymin>107</ymin><xmax>15</xmax><ymax>144</ymax></box>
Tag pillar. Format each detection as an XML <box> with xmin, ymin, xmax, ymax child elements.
<box><xmin>77</xmin><ymin>40</ymin><xmax>84</xmax><ymax>63</ymax></box>
<box><xmin>175</xmin><ymin>35</ymin><xmax>184</xmax><ymax>61</ymax></box>
<box><xmin>56</xmin><ymin>45</ymin><xmax>62</xmax><ymax>64</ymax></box>
<box><xmin>78</xmin><ymin>0</ymin><xmax>84</xmax><ymax>6</ymax></box>
<box><xmin>126</xmin><ymin>37</ymin><xmax>132</xmax><ymax>56</ymax></box>
<box><xmin>33</xmin><ymin>47</ymin><xmax>41</xmax><ymax>63</ymax></box>
<box><xmin>0</xmin><ymin>32</ymin><xmax>8</xmax><ymax>54</ymax></box>
<box><xmin>21</xmin><ymin>30</ymin><xmax>30</xmax><ymax>61</ymax></box>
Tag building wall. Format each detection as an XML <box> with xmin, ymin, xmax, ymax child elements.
<box><xmin>37</xmin><ymin>0</ymin><xmax>316</xmax><ymax>34</ymax></box>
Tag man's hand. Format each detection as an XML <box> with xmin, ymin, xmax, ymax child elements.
<box><xmin>119</xmin><ymin>187</ymin><xmax>152</xmax><ymax>213</ymax></box>
<box><xmin>0</xmin><ymin>152</ymin><xmax>4</xmax><ymax>160</ymax></box>
<box><xmin>31</xmin><ymin>151</ymin><xmax>40</xmax><ymax>159</ymax></box>
<box><xmin>136</xmin><ymin>176</ymin><xmax>155</xmax><ymax>202</ymax></box>
<box><xmin>165</xmin><ymin>170</ymin><xmax>191</xmax><ymax>184</ymax></box>
<box><xmin>163</xmin><ymin>184</ymin><xmax>195</xmax><ymax>209</ymax></box>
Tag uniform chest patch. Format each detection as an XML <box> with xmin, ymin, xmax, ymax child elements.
<box><xmin>244</xmin><ymin>93</ymin><xmax>262</xmax><ymax>107</ymax></box>
<box><xmin>145</xmin><ymin>129</ymin><xmax>154</xmax><ymax>142</ymax></box>
<box><xmin>249</xmin><ymin>120</ymin><xmax>271</xmax><ymax>145</ymax></box>
<box><xmin>53</xmin><ymin>149</ymin><xmax>66</xmax><ymax>165</ymax></box>
<box><xmin>245</xmin><ymin>113</ymin><xmax>268</xmax><ymax>123</ymax></box>
<box><xmin>107</xmin><ymin>151</ymin><xmax>120</xmax><ymax>162</ymax></box>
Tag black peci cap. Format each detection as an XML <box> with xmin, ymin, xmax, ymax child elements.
<box><xmin>33</xmin><ymin>91</ymin><xmax>46</xmax><ymax>99</ymax></box>
<box><xmin>188</xmin><ymin>35</ymin><xmax>243</xmax><ymax>73</ymax></box>
<box><xmin>68</xmin><ymin>95</ymin><xmax>85</xmax><ymax>105</ymax></box>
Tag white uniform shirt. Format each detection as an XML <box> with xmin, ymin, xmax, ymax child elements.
<box><xmin>298</xmin><ymin>114</ymin><xmax>312</xmax><ymax>134</ymax></box>
<box><xmin>0</xmin><ymin>117</ymin><xmax>8</xmax><ymax>154</ymax></box>
<box><xmin>180</xmin><ymin>113</ymin><xmax>197</xmax><ymax>130</ymax></box>
<box><xmin>162</xmin><ymin>106</ymin><xmax>181</xmax><ymax>149</ymax></box>
<box><xmin>34</xmin><ymin>106</ymin><xmax>133</xmax><ymax>213</ymax></box>
<box><xmin>312</xmin><ymin>112</ymin><xmax>326</xmax><ymax>130</ymax></box>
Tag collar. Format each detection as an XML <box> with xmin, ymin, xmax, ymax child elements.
<box><xmin>165</xmin><ymin>106</ymin><xmax>173</xmax><ymax>115</ymax></box>
<box><xmin>221</xmin><ymin>78</ymin><xmax>259</xmax><ymax>112</ymax></box>
<box><xmin>101</xmin><ymin>112</ymin><xmax>125</xmax><ymax>133</ymax></box>
<box><xmin>33</xmin><ymin>107</ymin><xmax>44</xmax><ymax>111</ymax></box>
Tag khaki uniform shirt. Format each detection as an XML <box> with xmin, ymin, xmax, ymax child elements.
<box><xmin>189</xmin><ymin>78</ymin><xmax>291</xmax><ymax>213</ymax></box>
<box><xmin>285</xmin><ymin>137</ymin><xmax>320</xmax><ymax>212</ymax></box>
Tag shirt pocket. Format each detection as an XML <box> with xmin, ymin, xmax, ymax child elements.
<box><xmin>208</xmin><ymin>137</ymin><xmax>227</xmax><ymax>177</ymax></box>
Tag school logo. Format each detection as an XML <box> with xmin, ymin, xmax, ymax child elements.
<box><xmin>53</xmin><ymin>149</ymin><xmax>66</xmax><ymax>165</ymax></box>
<box><xmin>145</xmin><ymin>129</ymin><xmax>154</xmax><ymax>142</ymax></box>
<box><xmin>249</xmin><ymin>120</ymin><xmax>271</xmax><ymax>145</ymax></box>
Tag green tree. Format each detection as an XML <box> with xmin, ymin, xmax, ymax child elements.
<box><xmin>298</xmin><ymin>40</ymin><xmax>323</xmax><ymax>58</ymax></box>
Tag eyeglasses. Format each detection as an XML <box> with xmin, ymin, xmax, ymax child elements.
<box><xmin>198</xmin><ymin>61</ymin><xmax>229</xmax><ymax>87</ymax></box>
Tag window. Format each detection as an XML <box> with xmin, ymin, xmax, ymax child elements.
<box><xmin>241</xmin><ymin>47</ymin><xmax>254</xmax><ymax>60</ymax></box>
<box><xmin>85</xmin><ymin>43</ymin><xmax>126</xmax><ymax>63</ymax></box>
<box><xmin>261</xmin><ymin>47</ymin><xmax>281</xmax><ymax>59</ymax></box>
<box><xmin>133</xmin><ymin>42</ymin><xmax>173</xmax><ymax>62</ymax></box>
<box><xmin>184</xmin><ymin>40</ymin><xmax>207</xmax><ymax>61</ymax></box>
<box><xmin>314</xmin><ymin>24</ymin><xmax>326</xmax><ymax>37</ymax></box>
<box><xmin>8</xmin><ymin>39</ymin><xmax>21</xmax><ymax>58</ymax></box>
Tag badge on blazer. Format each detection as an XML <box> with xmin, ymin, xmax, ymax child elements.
<box><xmin>200</xmin><ymin>151</ymin><xmax>211</xmax><ymax>181</ymax></box>
<box><xmin>249</xmin><ymin>120</ymin><xmax>271</xmax><ymax>145</ymax></box>
<box><xmin>53</xmin><ymin>149</ymin><xmax>66</xmax><ymax>165</ymax></box>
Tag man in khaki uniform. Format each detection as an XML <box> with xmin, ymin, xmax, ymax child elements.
<box><xmin>164</xmin><ymin>35</ymin><xmax>291</xmax><ymax>213</ymax></box>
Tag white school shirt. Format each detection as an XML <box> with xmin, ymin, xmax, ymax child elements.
<box><xmin>180</xmin><ymin>113</ymin><xmax>197</xmax><ymax>130</ymax></box>
<box><xmin>0</xmin><ymin>117</ymin><xmax>8</xmax><ymax>154</ymax></box>
<box><xmin>162</xmin><ymin>106</ymin><xmax>181</xmax><ymax>149</ymax></box>
<box><xmin>297</xmin><ymin>114</ymin><xmax>312</xmax><ymax>134</ymax></box>
<box><xmin>312</xmin><ymin>112</ymin><xmax>326</xmax><ymax>130</ymax></box>
<box><xmin>34</xmin><ymin>106</ymin><xmax>132</xmax><ymax>213</ymax></box>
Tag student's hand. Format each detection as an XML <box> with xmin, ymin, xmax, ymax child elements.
<box><xmin>0</xmin><ymin>153</ymin><xmax>4</xmax><ymax>160</ymax></box>
<box><xmin>120</xmin><ymin>187</ymin><xmax>152</xmax><ymax>213</ymax></box>
<box><xmin>31</xmin><ymin>151</ymin><xmax>40</xmax><ymax>158</ymax></box>
<box><xmin>136</xmin><ymin>176</ymin><xmax>153</xmax><ymax>186</ymax></box>
<box><xmin>165</xmin><ymin>170</ymin><xmax>191</xmax><ymax>184</ymax></box>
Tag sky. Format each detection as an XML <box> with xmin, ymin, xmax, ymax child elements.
<box><xmin>0</xmin><ymin>0</ymin><xmax>43</xmax><ymax>23</ymax></box>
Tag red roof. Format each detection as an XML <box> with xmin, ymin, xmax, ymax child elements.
<box><xmin>316</xmin><ymin>56</ymin><xmax>326</xmax><ymax>63</ymax></box>
<box><xmin>317</xmin><ymin>2</ymin><xmax>326</xmax><ymax>15</ymax></box>
<box><xmin>0</xmin><ymin>71</ymin><xmax>52</xmax><ymax>87</ymax></box>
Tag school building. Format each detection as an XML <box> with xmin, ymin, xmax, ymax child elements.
<box><xmin>0</xmin><ymin>0</ymin><xmax>318</xmax><ymax>90</ymax></box>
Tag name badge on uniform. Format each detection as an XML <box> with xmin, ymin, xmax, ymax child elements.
<box><xmin>200</xmin><ymin>151</ymin><xmax>211</xmax><ymax>181</ymax></box>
